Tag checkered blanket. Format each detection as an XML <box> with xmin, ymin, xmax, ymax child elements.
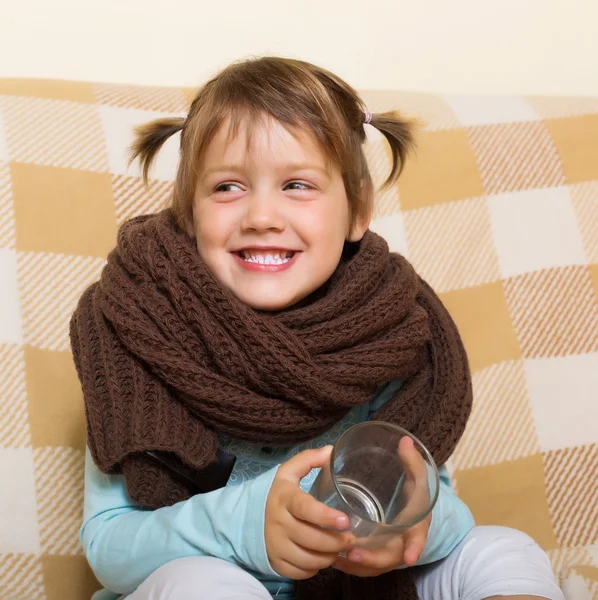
<box><xmin>0</xmin><ymin>79</ymin><xmax>596</xmax><ymax>600</ymax></box>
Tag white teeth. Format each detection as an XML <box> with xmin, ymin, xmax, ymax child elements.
<box><xmin>240</xmin><ymin>251</ymin><xmax>293</xmax><ymax>265</ymax></box>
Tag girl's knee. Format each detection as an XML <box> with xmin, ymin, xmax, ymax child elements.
<box><xmin>463</xmin><ymin>525</ymin><xmax>544</xmax><ymax>553</ymax></box>
<box><xmin>453</xmin><ymin>526</ymin><xmax>564</xmax><ymax>600</ymax></box>
<box><xmin>127</xmin><ymin>556</ymin><xmax>271</xmax><ymax>600</ymax></box>
<box><xmin>456</xmin><ymin>525</ymin><xmax>553</xmax><ymax>575</ymax></box>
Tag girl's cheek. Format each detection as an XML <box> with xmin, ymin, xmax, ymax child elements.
<box><xmin>200</xmin><ymin>208</ymin><xmax>239</xmax><ymax>243</ymax></box>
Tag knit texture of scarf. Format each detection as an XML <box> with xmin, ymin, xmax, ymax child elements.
<box><xmin>70</xmin><ymin>209</ymin><xmax>472</xmax><ymax>600</ymax></box>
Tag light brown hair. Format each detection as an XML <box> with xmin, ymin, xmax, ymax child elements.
<box><xmin>130</xmin><ymin>56</ymin><xmax>417</xmax><ymax>232</ymax></box>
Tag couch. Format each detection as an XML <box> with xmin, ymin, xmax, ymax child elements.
<box><xmin>0</xmin><ymin>78</ymin><xmax>596</xmax><ymax>599</ymax></box>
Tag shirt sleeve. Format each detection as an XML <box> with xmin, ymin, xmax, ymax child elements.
<box><xmin>414</xmin><ymin>466</ymin><xmax>475</xmax><ymax>565</ymax></box>
<box><xmin>81</xmin><ymin>447</ymin><xmax>279</xmax><ymax>594</ymax></box>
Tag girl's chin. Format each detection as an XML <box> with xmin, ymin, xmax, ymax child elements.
<box><xmin>229</xmin><ymin>282</ymin><xmax>306</xmax><ymax>311</ymax></box>
<box><xmin>238</xmin><ymin>293</ymin><xmax>298</xmax><ymax>311</ymax></box>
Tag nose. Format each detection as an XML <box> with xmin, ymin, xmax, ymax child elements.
<box><xmin>240</xmin><ymin>191</ymin><xmax>285</xmax><ymax>233</ymax></box>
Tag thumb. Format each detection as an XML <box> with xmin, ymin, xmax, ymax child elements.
<box><xmin>402</xmin><ymin>523</ymin><xmax>428</xmax><ymax>566</ymax></box>
<box><xmin>398</xmin><ymin>436</ymin><xmax>427</xmax><ymax>481</ymax></box>
<box><xmin>278</xmin><ymin>445</ymin><xmax>333</xmax><ymax>485</ymax></box>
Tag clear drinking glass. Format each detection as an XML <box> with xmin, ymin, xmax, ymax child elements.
<box><xmin>309</xmin><ymin>421</ymin><xmax>439</xmax><ymax>551</ymax></box>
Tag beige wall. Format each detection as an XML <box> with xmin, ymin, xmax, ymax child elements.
<box><xmin>2</xmin><ymin>0</ymin><xmax>597</xmax><ymax>95</ymax></box>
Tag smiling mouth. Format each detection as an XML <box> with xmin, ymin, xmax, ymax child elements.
<box><xmin>235</xmin><ymin>250</ymin><xmax>297</xmax><ymax>265</ymax></box>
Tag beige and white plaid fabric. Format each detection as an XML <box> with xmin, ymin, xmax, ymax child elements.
<box><xmin>0</xmin><ymin>79</ymin><xmax>596</xmax><ymax>599</ymax></box>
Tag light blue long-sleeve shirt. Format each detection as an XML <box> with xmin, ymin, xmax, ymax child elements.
<box><xmin>82</xmin><ymin>381</ymin><xmax>475</xmax><ymax>599</ymax></box>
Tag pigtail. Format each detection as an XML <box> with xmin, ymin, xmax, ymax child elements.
<box><xmin>129</xmin><ymin>117</ymin><xmax>185</xmax><ymax>183</ymax></box>
<box><xmin>368</xmin><ymin>112</ymin><xmax>419</xmax><ymax>187</ymax></box>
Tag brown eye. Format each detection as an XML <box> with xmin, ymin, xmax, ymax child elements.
<box><xmin>284</xmin><ymin>181</ymin><xmax>311</xmax><ymax>191</ymax></box>
<box><xmin>215</xmin><ymin>183</ymin><xmax>242</xmax><ymax>193</ymax></box>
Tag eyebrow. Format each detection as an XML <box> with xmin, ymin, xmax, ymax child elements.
<box><xmin>200</xmin><ymin>163</ymin><xmax>330</xmax><ymax>178</ymax></box>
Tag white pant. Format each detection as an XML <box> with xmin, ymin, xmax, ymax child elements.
<box><xmin>126</xmin><ymin>526</ymin><xmax>565</xmax><ymax>600</ymax></box>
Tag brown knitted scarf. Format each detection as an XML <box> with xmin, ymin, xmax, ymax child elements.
<box><xmin>70</xmin><ymin>209</ymin><xmax>472</xmax><ymax>600</ymax></box>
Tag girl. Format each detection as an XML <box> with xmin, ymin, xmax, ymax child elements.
<box><xmin>70</xmin><ymin>57</ymin><xmax>563</xmax><ymax>600</ymax></box>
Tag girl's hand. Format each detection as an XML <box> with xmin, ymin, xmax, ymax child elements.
<box><xmin>332</xmin><ymin>513</ymin><xmax>431</xmax><ymax>576</ymax></box>
<box><xmin>265</xmin><ymin>446</ymin><xmax>355</xmax><ymax>580</ymax></box>
<box><xmin>333</xmin><ymin>435</ymin><xmax>433</xmax><ymax>577</ymax></box>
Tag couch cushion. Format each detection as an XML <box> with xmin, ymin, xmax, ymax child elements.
<box><xmin>0</xmin><ymin>80</ymin><xmax>596</xmax><ymax>599</ymax></box>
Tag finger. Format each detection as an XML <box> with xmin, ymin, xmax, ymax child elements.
<box><xmin>281</xmin><ymin>540</ymin><xmax>340</xmax><ymax>573</ymax></box>
<box><xmin>402</xmin><ymin>523</ymin><xmax>428</xmax><ymax>566</ymax></box>
<box><xmin>278</xmin><ymin>446</ymin><xmax>333</xmax><ymax>484</ymax></box>
<box><xmin>289</xmin><ymin>489</ymin><xmax>349</xmax><ymax>530</ymax></box>
<box><xmin>333</xmin><ymin>555</ymin><xmax>387</xmax><ymax>578</ymax></box>
<box><xmin>398</xmin><ymin>436</ymin><xmax>427</xmax><ymax>481</ymax></box>
<box><xmin>397</xmin><ymin>436</ymin><xmax>433</xmax><ymax>526</ymax></box>
<box><xmin>345</xmin><ymin>536</ymin><xmax>404</xmax><ymax>570</ymax></box>
<box><xmin>288</xmin><ymin>520</ymin><xmax>355</xmax><ymax>554</ymax></box>
<box><xmin>275</xmin><ymin>557</ymin><xmax>319</xmax><ymax>581</ymax></box>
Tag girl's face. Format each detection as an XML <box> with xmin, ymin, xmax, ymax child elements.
<box><xmin>193</xmin><ymin>116</ymin><xmax>369</xmax><ymax>311</ymax></box>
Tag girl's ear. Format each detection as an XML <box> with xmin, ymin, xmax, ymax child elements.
<box><xmin>347</xmin><ymin>212</ymin><xmax>371</xmax><ymax>242</ymax></box>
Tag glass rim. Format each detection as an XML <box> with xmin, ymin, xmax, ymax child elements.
<box><xmin>329</xmin><ymin>420</ymin><xmax>440</xmax><ymax>530</ymax></box>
